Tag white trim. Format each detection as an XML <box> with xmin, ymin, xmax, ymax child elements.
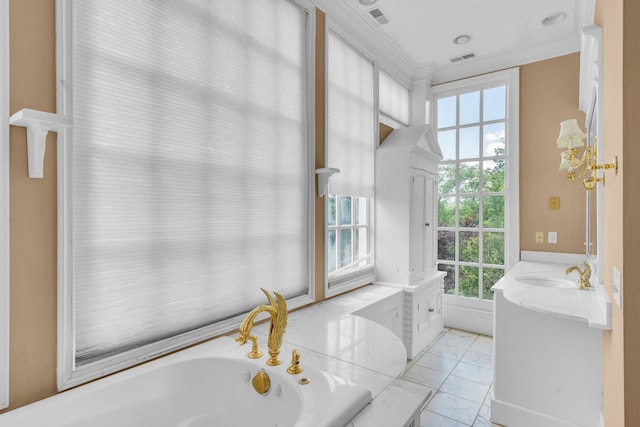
<box><xmin>0</xmin><ymin>0</ymin><xmax>9</xmax><ymax>410</ymax></box>
<box><xmin>443</xmin><ymin>304</ymin><xmax>493</xmax><ymax>336</ymax></box>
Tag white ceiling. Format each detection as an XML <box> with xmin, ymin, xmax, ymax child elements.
<box><xmin>318</xmin><ymin>0</ymin><xmax>594</xmax><ymax>84</ymax></box>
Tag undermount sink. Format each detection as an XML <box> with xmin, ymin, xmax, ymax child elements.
<box><xmin>515</xmin><ymin>276</ymin><xmax>576</xmax><ymax>289</ymax></box>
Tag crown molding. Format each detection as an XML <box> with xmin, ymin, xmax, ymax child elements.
<box><xmin>430</xmin><ymin>35</ymin><xmax>580</xmax><ymax>85</ymax></box>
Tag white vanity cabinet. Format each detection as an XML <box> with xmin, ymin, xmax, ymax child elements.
<box><xmin>376</xmin><ymin>125</ymin><xmax>442</xmax><ymax>285</ymax></box>
<box><xmin>375</xmin><ymin>125</ymin><xmax>445</xmax><ymax>358</ymax></box>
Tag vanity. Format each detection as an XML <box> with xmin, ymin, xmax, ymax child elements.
<box><xmin>491</xmin><ymin>252</ymin><xmax>610</xmax><ymax>427</ymax></box>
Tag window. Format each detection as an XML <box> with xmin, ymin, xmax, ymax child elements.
<box><xmin>327</xmin><ymin>195</ymin><xmax>370</xmax><ymax>275</ymax></box>
<box><xmin>57</xmin><ymin>0</ymin><xmax>312</xmax><ymax>389</ymax></box>
<box><xmin>0</xmin><ymin>0</ymin><xmax>8</xmax><ymax>409</ymax></box>
<box><xmin>433</xmin><ymin>69</ymin><xmax>519</xmax><ymax>308</ymax></box>
<box><xmin>326</xmin><ymin>29</ymin><xmax>375</xmax><ymax>293</ymax></box>
<box><xmin>379</xmin><ymin>69</ymin><xmax>410</xmax><ymax>126</ymax></box>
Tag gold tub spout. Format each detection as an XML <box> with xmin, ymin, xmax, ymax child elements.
<box><xmin>565</xmin><ymin>261</ymin><xmax>592</xmax><ymax>290</ymax></box>
<box><xmin>235</xmin><ymin>288</ymin><xmax>288</xmax><ymax>366</ymax></box>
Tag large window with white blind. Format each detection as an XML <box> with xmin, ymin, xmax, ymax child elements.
<box><xmin>326</xmin><ymin>29</ymin><xmax>376</xmax><ymax>294</ymax></box>
<box><xmin>432</xmin><ymin>69</ymin><xmax>519</xmax><ymax>315</ymax></box>
<box><xmin>57</xmin><ymin>0</ymin><xmax>312</xmax><ymax>389</ymax></box>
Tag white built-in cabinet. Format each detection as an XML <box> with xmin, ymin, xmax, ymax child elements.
<box><xmin>375</xmin><ymin>125</ymin><xmax>446</xmax><ymax>358</ymax></box>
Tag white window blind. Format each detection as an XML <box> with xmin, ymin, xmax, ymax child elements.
<box><xmin>59</xmin><ymin>0</ymin><xmax>310</xmax><ymax>387</ymax></box>
<box><xmin>379</xmin><ymin>69</ymin><xmax>410</xmax><ymax>125</ymax></box>
<box><xmin>327</xmin><ymin>31</ymin><xmax>375</xmax><ymax>198</ymax></box>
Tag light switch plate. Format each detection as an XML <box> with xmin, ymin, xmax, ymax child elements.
<box><xmin>548</xmin><ymin>231</ymin><xmax>557</xmax><ymax>244</ymax></box>
<box><xmin>549</xmin><ymin>197</ymin><xmax>560</xmax><ymax>210</ymax></box>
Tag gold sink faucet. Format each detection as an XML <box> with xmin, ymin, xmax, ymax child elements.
<box><xmin>236</xmin><ymin>288</ymin><xmax>288</xmax><ymax>366</ymax></box>
<box><xmin>566</xmin><ymin>261</ymin><xmax>592</xmax><ymax>290</ymax></box>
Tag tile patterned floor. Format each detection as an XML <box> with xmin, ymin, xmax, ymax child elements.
<box><xmin>401</xmin><ymin>328</ymin><xmax>501</xmax><ymax>427</ymax></box>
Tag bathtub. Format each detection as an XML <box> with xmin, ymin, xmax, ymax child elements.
<box><xmin>0</xmin><ymin>336</ymin><xmax>372</xmax><ymax>427</ymax></box>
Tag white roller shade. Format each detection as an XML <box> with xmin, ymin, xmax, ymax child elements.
<box><xmin>327</xmin><ymin>31</ymin><xmax>375</xmax><ymax>198</ymax></box>
<box><xmin>379</xmin><ymin>69</ymin><xmax>410</xmax><ymax>125</ymax></box>
<box><xmin>63</xmin><ymin>0</ymin><xmax>309</xmax><ymax>372</ymax></box>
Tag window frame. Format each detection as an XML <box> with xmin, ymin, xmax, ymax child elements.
<box><xmin>324</xmin><ymin>21</ymin><xmax>377</xmax><ymax>298</ymax></box>
<box><xmin>56</xmin><ymin>0</ymin><xmax>316</xmax><ymax>390</ymax></box>
<box><xmin>432</xmin><ymin>68</ymin><xmax>520</xmax><ymax>312</ymax></box>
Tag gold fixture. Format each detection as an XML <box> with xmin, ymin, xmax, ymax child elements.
<box><xmin>236</xmin><ymin>288</ymin><xmax>288</xmax><ymax>366</ymax></box>
<box><xmin>557</xmin><ymin>119</ymin><xmax>618</xmax><ymax>191</ymax></box>
<box><xmin>287</xmin><ymin>349</ymin><xmax>304</xmax><ymax>374</ymax></box>
<box><xmin>565</xmin><ymin>261</ymin><xmax>592</xmax><ymax>290</ymax></box>
<box><xmin>251</xmin><ymin>370</ymin><xmax>271</xmax><ymax>395</ymax></box>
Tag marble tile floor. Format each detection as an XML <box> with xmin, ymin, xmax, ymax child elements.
<box><xmin>401</xmin><ymin>328</ymin><xmax>502</xmax><ymax>427</ymax></box>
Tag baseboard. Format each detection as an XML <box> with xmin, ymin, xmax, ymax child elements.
<box><xmin>491</xmin><ymin>398</ymin><xmax>597</xmax><ymax>427</ymax></box>
<box><xmin>443</xmin><ymin>305</ymin><xmax>493</xmax><ymax>336</ymax></box>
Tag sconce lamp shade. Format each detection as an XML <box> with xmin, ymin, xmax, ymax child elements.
<box><xmin>557</xmin><ymin>119</ymin><xmax>586</xmax><ymax>149</ymax></box>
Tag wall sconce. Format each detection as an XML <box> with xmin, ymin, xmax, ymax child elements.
<box><xmin>557</xmin><ymin>118</ymin><xmax>618</xmax><ymax>191</ymax></box>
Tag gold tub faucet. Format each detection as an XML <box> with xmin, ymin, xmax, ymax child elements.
<box><xmin>565</xmin><ymin>261</ymin><xmax>592</xmax><ymax>290</ymax></box>
<box><xmin>236</xmin><ymin>288</ymin><xmax>288</xmax><ymax>366</ymax></box>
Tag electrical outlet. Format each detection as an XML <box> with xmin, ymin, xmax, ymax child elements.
<box><xmin>549</xmin><ymin>197</ymin><xmax>560</xmax><ymax>210</ymax></box>
<box><xmin>548</xmin><ymin>231</ymin><xmax>557</xmax><ymax>244</ymax></box>
<box><xmin>535</xmin><ymin>232</ymin><xmax>544</xmax><ymax>243</ymax></box>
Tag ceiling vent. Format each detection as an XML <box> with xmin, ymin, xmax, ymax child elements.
<box><xmin>368</xmin><ymin>8</ymin><xmax>390</xmax><ymax>25</ymax></box>
<box><xmin>450</xmin><ymin>52</ymin><xmax>477</xmax><ymax>63</ymax></box>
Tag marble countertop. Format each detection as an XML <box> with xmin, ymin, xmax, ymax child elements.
<box><xmin>250</xmin><ymin>284</ymin><xmax>432</xmax><ymax>426</ymax></box>
<box><xmin>492</xmin><ymin>260</ymin><xmax>611</xmax><ymax>329</ymax></box>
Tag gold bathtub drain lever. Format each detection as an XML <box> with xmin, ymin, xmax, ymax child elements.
<box><xmin>252</xmin><ymin>370</ymin><xmax>271</xmax><ymax>395</ymax></box>
<box><xmin>287</xmin><ymin>349</ymin><xmax>303</xmax><ymax>374</ymax></box>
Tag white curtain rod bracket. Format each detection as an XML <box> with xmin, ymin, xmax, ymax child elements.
<box><xmin>9</xmin><ymin>108</ymin><xmax>72</xmax><ymax>179</ymax></box>
<box><xmin>314</xmin><ymin>167</ymin><xmax>340</xmax><ymax>197</ymax></box>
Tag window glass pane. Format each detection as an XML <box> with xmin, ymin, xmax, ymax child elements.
<box><xmin>339</xmin><ymin>196</ymin><xmax>352</xmax><ymax>226</ymax></box>
<box><xmin>438</xmin><ymin>164</ymin><xmax>456</xmax><ymax>195</ymax></box>
<box><xmin>483</xmin><ymin>122</ymin><xmax>505</xmax><ymax>156</ymax></box>
<box><xmin>437</xmin><ymin>129</ymin><xmax>456</xmax><ymax>161</ymax></box>
<box><xmin>437</xmin><ymin>96</ymin><xmax>456</xmax><ymax>128</ymax></box>
<box><xmin>459</xmin><ymin>197</ymin><xmax>479</xmax><ymax>227</ymax></box>
<box><xmin>328</xmin><ymin>230</ymin><xmax>337</xmax><ymax>273</ymax></box>
<box><xmin>459</xmin><ymin>91</ymin><xmax>480</xmax><ymax>125</ymax></box>
<box><xmin>483</xmin><ymin>196</ymin><xmax>504</xmax><ymax>228</ymax></box>
<box><xmin>459</xmin><ymin>231</ymin><xmax>479</xmax><ymax>262</ymax></box>
<box><xmin>459</xmin><ymin>126</ymin><xmax>479</xmax><ymax>159</ymax></box>
<box><xmin>483</xmin><ymin>232</ymin><xmax>504</xmax><ymax>264</ymax></box>
<box><xmin>483</xmin><ymin>86</ymin><xmax>506</xmax><ymax>121</ymax></box>
<box><xmin>438</xmin><ymin>263</ymin><xmax>455</xmax><ymax>295</ymax></box>
<box><xmin>355</xmin><ymin>197</ymin><xmax>367</xmax><ymax>225</ymax></box>
<box><xmin>483</xmin><ymin>267</ymin><xmax>504</xmax><ymax>300</ymax></box>
<box><xmin>438</xmin><ymin>196</ymin><xmax>456</xmax><ymax>227</ymax></box>
<box><xmin>339</xmin><ymin>229</ymin><xmax>352</xmax><ymax>268</ymax></box>
<box><xmin>483</xmin><ymin>160</ymin><xmax>504</xmax><ymax>192</ymax></box>
<box><xmin>459</xmin><ymin>162</ymin><xmax>479</xmax><ymax>193</ymax></box>
<box><xmin>328</xmin><ymin>194</ymin><xmax>337</xmax><ymax>226</ymax></box>
<box><xmin>459</xmin><ymin>265</ymin><xmax>479</xmax><ymax>298</ymax></box>
<box><xmin>438</xmin><ymin>230</ymin><xmax>455</xmax><ymax>260</ymax></box>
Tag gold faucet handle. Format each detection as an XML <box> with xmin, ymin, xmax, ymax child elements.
<box><xmin>236</xmin><ymin>333</ymin><xmax>263</xmax><ymax>359</ymax></box>
<box><xmin>287</xmin><ymin>349</ymin><xmax>303</xmax><ymax>374</ymax></box>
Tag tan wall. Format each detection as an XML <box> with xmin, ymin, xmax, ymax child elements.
<box><xmin>519</xmin><ymin>54</ymin><xmax>587</xmax><ymax>254</ymax></box>
<box><xmin>8</xmin><ymin>0</ymin><xmax>58</xmax><ymax>410</ymax></box>
<box><xmin>597</xmin><ymin>0</ymin><xmax>640</xmax><ymax>424</ymax></box>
